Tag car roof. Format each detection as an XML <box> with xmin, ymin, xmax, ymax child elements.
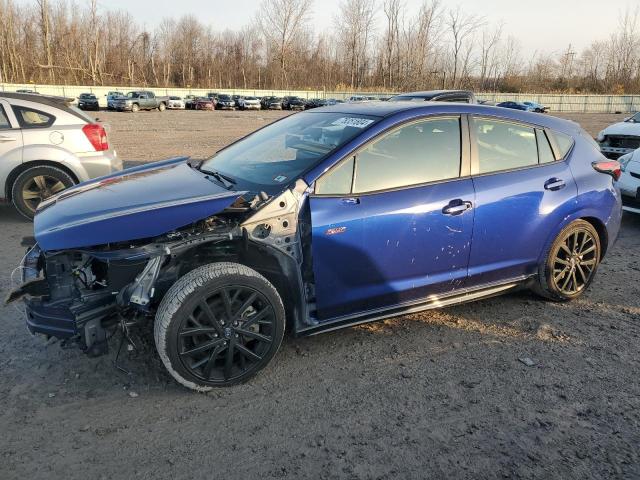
<box><xmin>392</xmin><ymin>90</ymin><xmax>473</xmax><ymax>99</ymax></box>
<box><xmin>311</xmin><ymin>102</ymin><xmax>579</xmax><ymax>135</ymax></box>
<box><xmin>0</xmin><ymin>92</ymin><xmax>90</xmax><ymax>122</ymax></box>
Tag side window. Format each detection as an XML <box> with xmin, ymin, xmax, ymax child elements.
<box><xmin>473</xmin><ymin>118</ymin><xmax>538</xmax><ymax>174</ymax></box>
<box><xmin>12</xmin><ymin>106</ymin><xmax>55</xmax><ymax>128</ymax></box>
<box><xmin>315</xmin><ymin>157</ymin><xmax>354</xmax><ymax>195</ymax></box>
<box><xmin>0</xmin><ymin>105</ymin><xmax>11</xmax><ymax>129</ymax></box>
<box><xmin>353</xmin><ymin>117</ymin><xmax>461</xmax><ymax>193</ymax></box>
<box><xmin>536</xmin><ymin>129</ymin><xmax>556</xmax><ymax>164</ymax></box>
<box><xmin>551</xmin><ymin>131</ymin><xmax>574</xmax><ymax>158</ymax></box>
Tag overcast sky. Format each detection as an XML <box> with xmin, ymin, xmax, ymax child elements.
<box><xmin>17</xmin><ymin>0</ymin><xmax>638</xmax><ymax>56</ymax></box>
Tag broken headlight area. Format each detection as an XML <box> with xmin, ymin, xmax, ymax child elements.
<box><xmin>16</xmin><ymin>247</ymin><xmax>151</xmax><ymax>356</ymax></box>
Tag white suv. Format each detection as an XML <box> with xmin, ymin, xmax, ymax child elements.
<box><xmin>0</xmin><ymin>92</ymin><xmax>122</xmax><ymax>219</ymax></box>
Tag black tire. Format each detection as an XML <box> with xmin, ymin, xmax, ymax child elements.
<box><xmin>154</xmin><ymin>262</ymin><xmax>285</xmax><ymax>391</ymax></box>
<box><xmin>11</xmin><ymin>165</ymin><xmax>75</xmax><ymax>220</ymax></box>
<box><xmin>158</xmin><ymin>102</ymin><xmax>166</xmax><ymax>112</ymax></box>
<box><xmin>533</xmin><ymin>220</ymin><xmax>601</xmax><ymax>302</ymax></box>
<box><xmin>131</xmin><ymin>103</ymin><xmax>140</xmax><ymax>113</ymax></box>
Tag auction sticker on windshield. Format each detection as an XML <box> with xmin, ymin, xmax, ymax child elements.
<box><xmin>331</xmin><ymin>117</ymin><xmax>375</xmax><ymax>128</ymax></box>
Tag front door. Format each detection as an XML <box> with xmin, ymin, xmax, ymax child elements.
<box><xmin>310</xmin><ymin>116</ymin><xmax>475</xmax><ymax>320</ymax></box>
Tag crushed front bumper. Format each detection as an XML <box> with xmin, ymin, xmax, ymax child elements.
<box><xmin>600</xmin><ymin>145</ymin><xmax>637</xmax><ymax>160</ymax></box>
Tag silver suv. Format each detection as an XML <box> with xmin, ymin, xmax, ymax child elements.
<box><xmin>0</xmin><ymin>93</ymin><xmax>122</xmax><ymax>219</ymax></box>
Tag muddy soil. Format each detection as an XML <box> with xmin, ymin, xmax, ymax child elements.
<box><xmin>1</xmin><ymin>110</ymin><xmax>638</xmax><ymax>480</ymax></box>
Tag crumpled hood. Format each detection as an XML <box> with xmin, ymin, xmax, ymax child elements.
<box><xmin>602</xmin><ymin>121</ymin><xmax>640</xmax><ymax>137</ymax></box>
<box><xmin>34</xmin><ymin>157</ymin><xmax>246</xmax><ymax>251</ymax></box>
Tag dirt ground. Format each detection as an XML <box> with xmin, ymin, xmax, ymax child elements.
<box><xmin>1</xmin><ymin>110</ymin><xmax>639</xmax><ymax>480</ymax></box>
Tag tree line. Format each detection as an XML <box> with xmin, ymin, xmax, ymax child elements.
<box><xmin>1</xmin><ymin>0</ymin><xmax>639</xmax><ymax>94</ymax></box>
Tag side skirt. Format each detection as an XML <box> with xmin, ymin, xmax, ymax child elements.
<box><xmin>297</xmin><ymin>275</ymin><xmax>534</xmax><ymax>336</ymax></box>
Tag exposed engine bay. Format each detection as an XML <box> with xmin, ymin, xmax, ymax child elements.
<box><xmin>8</xmin><ymin>180</ymin><xmax>311</xmax><ymax>357</ymax></box>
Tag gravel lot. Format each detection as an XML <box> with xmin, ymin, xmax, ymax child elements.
<box><xmin>1</xmin><ymin>110</ymin><xmax>639</xmax><ymax>480</ymax></box>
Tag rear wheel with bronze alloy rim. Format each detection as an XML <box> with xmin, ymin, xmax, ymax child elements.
<box><xmin>534</xmin><ymin>220</ymin><xmax>602</xmax><ymax>301</ymax></box>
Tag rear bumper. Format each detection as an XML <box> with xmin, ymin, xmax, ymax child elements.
<box><xmin>76</xmin><ymin>150</ymin><xmax>122</xmax><ymax>181</ymax></box>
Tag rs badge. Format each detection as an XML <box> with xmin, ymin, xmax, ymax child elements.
<box><xmin>325</xmin><ymin>226</ymin><xmax>347</xmax><ymax>236</ymax></box>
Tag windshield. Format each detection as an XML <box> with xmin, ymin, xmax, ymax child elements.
<box><xmin>200</xmin><ymin>112</ymin><xmax>380</xmax><ymax>194</ymax></box>
<box><xmin>626</xmin><ymin>112</ymin><xmax>640</xmax><ymax>123</ymax></box>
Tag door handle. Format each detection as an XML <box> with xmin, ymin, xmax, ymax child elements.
<box><xmin>544</xmin><ymin>178</ymin><xmax>566</xmax><ymax>191</ymax></box>
<box><xmin>442</xmin><ymin>200</ymin><xmax>473</xmax><ymax>215</ymax></box>
<box><xmin>341</xmin><ymin>197</ymin><xmax>360</xmax><ymax>205</ymax></box>
<box><xmin>0</xmin><ymin>135</ymin><xmax>17</xmax><ymax>143</ymax></box>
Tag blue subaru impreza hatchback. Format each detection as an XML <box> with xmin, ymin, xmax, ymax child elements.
<box><xmin>11</xmin><ymin>102</ymin><xmax>622</xmax><ymax>390</ymax></box>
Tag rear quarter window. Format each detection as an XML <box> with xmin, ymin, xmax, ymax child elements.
<box><xmin>551</xmin><ymin>131</ymin><xmax>575</xmax><ymax>158</ymax></box>
<box><xmin>12</xmin><ymin>106</ymin><xmax>55</xmax><ymax>128</ymax></box>
<box><xmin>0</xmin><ymin>105</ymin><xmax>11</xmax><ymax>129</ymax></box>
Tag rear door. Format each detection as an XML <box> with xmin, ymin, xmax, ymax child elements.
<box><xmin>0</xmin><ymin>100</ymin><xmax>23</xmax><ymax>199</ymax></box>
<box><xmin>309</xmin><ymin>115</ymin><xmax>475</xmax><ymax>320</ymax></box>
<box><xmin>467</xmin><ymin>116</ymin><xmax>578</xmax><ymax>286</ymax></box>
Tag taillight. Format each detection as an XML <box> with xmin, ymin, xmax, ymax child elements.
<box><xmin>82</xmin><ymin>123</ymin><xmax>109</xmax><ymax>151</ymax></box>
<box><xmin>592</xmin><ymin>160</ymin><xmax>621</xmax><ymax>181</ymax></box>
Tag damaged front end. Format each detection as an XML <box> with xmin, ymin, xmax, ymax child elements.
<box><xmin>11</xmin><ymin>215</ymin><xmax>238</xmax><ymax>356</ymax></box>
<box><xmin>8</xmin><ymin>180</ymin><xmax>310</xmax><ymax>358</ymax></box>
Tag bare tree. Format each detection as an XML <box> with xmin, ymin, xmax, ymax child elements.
<box><xmin>335</xmin><ymin>0</ymin><xmax>377</xmax><ymax>89</ymax></box>
<box><xmin>0</xmin><ymin>0</ymin><xmax>639</xmax><ymax>94</ymax></box>
<box><xmin>257</xmin><ymin>0</ymin><xmax>312</xmax><ymax>88</ymax></box>
<box><xmin>446</xmin><ymin>6</ymin><xmax>484</xmax><ymax>88</ymax></box>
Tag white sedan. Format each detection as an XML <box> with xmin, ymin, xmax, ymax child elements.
<box><xmin>167</xmin><ymin>96</ymin><xmax>185</xmax><ymax>110</ymax></box>
<box><xmin>618</xmin><ymin>149</ymin><xmax>640</xmax><ymax>213</ymax></box>
<box><xmin>238</xmin><ymin>96</ymin><xmax>261</xmax><ymax>110</ymax></box>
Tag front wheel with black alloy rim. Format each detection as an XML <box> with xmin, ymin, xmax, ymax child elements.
<box><xmin>534</xmin><ymin>220</ymin><xmax>601</xmax><ymax>301</ymax></box>
<box><xmin>154</xmin><ymin>262</ymin><xmax>285</xmax><ymax>391</ymax></box>
<box><xmin>11</xmin><ymin>165</ymin><xmax>75</xmax><ymax>220</ymax></box>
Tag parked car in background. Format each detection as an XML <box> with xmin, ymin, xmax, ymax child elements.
<box><xmin>0</xmin><ymin>92</ymin><xmax>121</xmax><ymax>218</ymax></box>
<box><xmin>11</xmin><ymin>102</ymin><xmax>622</xmax><ymax>390</ymax></box>
<box><xmin>282</xmin><ymin>96</ymin><xmax>306</xmax><ymax>110</ymax></box>
<box><xmin>305</xmin><ymin>98</ymin><xmax>327</xmax><ymax>109</ymax></box>
<box><xmin>184</xmin><ymin>95</ymin><xmax>197</xmax><ymax>110</ymax></box>
<box><xmin>216</xmin><ymin>94</ymin><xmax>236</xmax><ymax>110</ymax></box>
<box><xmin>389</xmin><ymin>90</ymin><xmax>477</xmax><ymax>104</ymax></box>
<box><xmin>523</xmin><ymin>101</ymin><xmax>549</xmax><ymax>113</ymax></box>
<box><xmin>106</xmin><ymin>91</ymin><xmax>125</xmax><ymax>110</ymax></box>
<box><xmin>167</xmin><ymin>96</ymin><xmax>186</xmax><ymax>110</ymax></box>
<box><xmin>617</xmin><ymin>149</ymin><xmax>640</xmax><ymax>214</ymax></box>
<box><xmin>261</xmin><ymin>96</ymin><xmax>282</xmax><ymax>110</ymax></box>
<box><xmin>194</xmin><ymin>97</ymin><xmax>214</xmax><ymax>110</ymax></box>
<box><xmin>77</xmin><ymin>93</ymin><xmax>99</xmax><ymax>111</ymax></box>
<box><xmin>347</xmin><ymin>95</ymin><xmax>371</xmax><ymax>103</ymax></box>
<box><xmin>238</xmin><ymin>96</ymin><xmax>261</xmax><ymax>110</ymax></box>
<box><xmin>496</xmin><ymin>101</ymin><xmax>535</xmax><ymax>112</ymax></box>
<box><xmin>15</xmin><ymin>89</ymin><xmax>38</xmax><ymax>94</ymax></box>
<box><xmin>232</xmin><ymin>95</ymin><xmax>242</xmax><ymax>108</ymax></box>
<box><xmin>597</xmin><ymin>112</ymin><xmax>640</xmax><ymax>159</ymax></box>
<box><xmin>113</xmin><ymin>91</ymin><xmax>169</xmax><ymax>112</ymax></box>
